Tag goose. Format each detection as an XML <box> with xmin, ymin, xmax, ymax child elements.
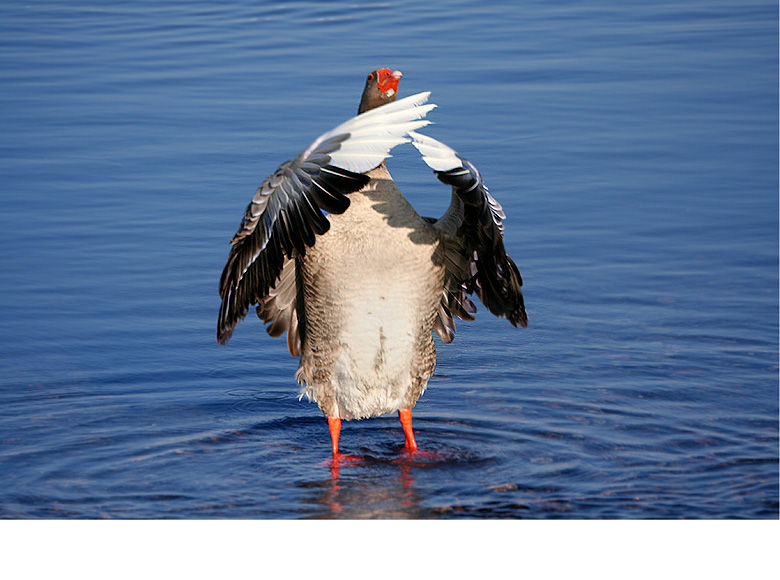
<box><xmin>218</xmin><ymin>68</ymin><xmax>527</xmax><ymax>457</ymax></box>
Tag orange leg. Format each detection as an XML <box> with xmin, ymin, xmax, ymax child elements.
<box><xmin>328</xmin><ymin>417</ymin><xmax>341</xmax><ymax>457</ymax></box>
<box><xmin>398</xmin><ymin>408</ymin><xmax>418</xmax><ymax>452</ymax></box>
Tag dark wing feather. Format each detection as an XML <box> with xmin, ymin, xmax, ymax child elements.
<box><xmin>256</xmin><ymin>257</ymin><xmax>302</xmax><ymax>356</ymax></box>
<box><xmin>217</xmin><ymin>147</ymin><xmax>368</xmax><ymax>344</ymax></box>
<box><xmin>411</xmin><ymin>133</ymin><xmax>527</xmax><ymax>341</ymax></box>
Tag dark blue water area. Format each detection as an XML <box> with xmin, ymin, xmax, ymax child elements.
<box><xmin>0</xmin><ymin>0</ymin><xmax>777</xmax><ymax>521</ymax></box>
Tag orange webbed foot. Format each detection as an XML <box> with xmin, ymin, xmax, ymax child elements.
<box><xmin>327</xmin><ymin>416</ymin><xmax>362</xmax><ymax>460</ymax></box>
<box><xmin>398</xmin><ymin>408</ymin><xmax>418</xmax><ymax>452</ymax></box>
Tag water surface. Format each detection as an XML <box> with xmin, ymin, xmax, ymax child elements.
<box><xmin>0</xmin><ymin>0</ymin><xmax>777</xmax><ymax>519</ymax></box>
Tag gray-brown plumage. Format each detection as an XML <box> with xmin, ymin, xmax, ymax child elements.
<box><xmin>218</xmin><ymin>68</ymin><xmax>526</xmax><ymax>453</ymax></box>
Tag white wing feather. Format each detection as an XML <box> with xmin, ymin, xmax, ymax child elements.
<box><xmin>302</xmin><ymin>92</ymin><xmax>436</xmax><ymax>173</ymax></box>
<box><xmin>408</xmin><ymin>130</ymin><xmax>461</xmax><ymax>171</ymax></box>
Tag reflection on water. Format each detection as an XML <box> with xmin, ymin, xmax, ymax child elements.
<box><xmin>310</xmin><ymin>455</ymin><xmax>431</xmax><ymax>519</ymax></box>
<box><xmin>301</xmin><ymin>433</ymin><xmax>502</xmax><ymax>519</ymax></box>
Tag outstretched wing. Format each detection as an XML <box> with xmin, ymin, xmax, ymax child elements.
<box><xmin>410</xmin><ymin>131</ymin><xmax>528</xmax><ymax>343</ymax></box>
<box><xmin>218</xmin><ymin>92</ymin><xmax>436</xmax><ymax>344</ymax></box>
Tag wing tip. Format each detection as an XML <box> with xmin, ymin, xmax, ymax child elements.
<box><xmin>409</xmin><ymin>131</ymin><xmax>461</xmax><ymax>172</ymax></box>
<box><xmin>216</xmin><ymin>322</ymin><xmax>234</xmax><ymax>345</ymax></box>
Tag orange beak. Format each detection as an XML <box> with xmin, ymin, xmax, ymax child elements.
<box><xmin>377</xmin><ymin>68</ymin><xmax>402</xmax><ymax>93</ymax></box>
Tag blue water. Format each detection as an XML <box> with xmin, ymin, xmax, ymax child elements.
<box><xmin>0</xmin><ymin>0</ymin><xmax>776</xmax><ymax>519</ymax></box>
